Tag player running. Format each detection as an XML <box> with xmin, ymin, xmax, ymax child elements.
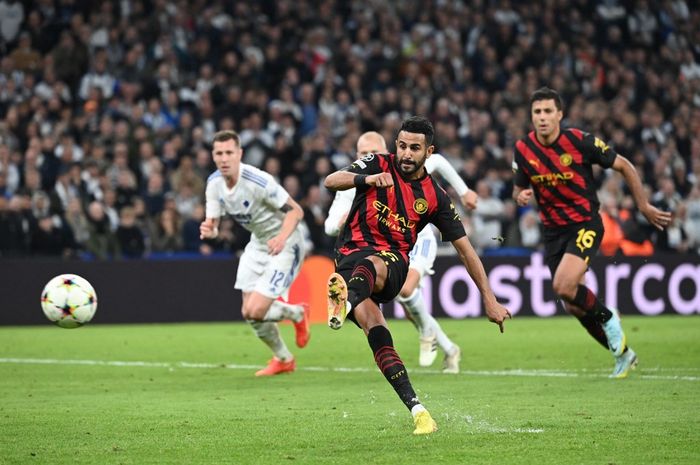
<box><xmin>200</xmin><ymin>130</ymin><xmax>310</xmax><ymax>376</ymax></box>
<box><xmin>512</xmin><ymin>87</ymin><xmax>671</xmax><ymax>378</ymax></box>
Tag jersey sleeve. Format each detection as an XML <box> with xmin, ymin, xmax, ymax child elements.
<box><xmin>512</xmin><ymin>143</ymin><xmax>531</xmax><ymax>188</ymax></box>
<box><xmin>580</xmin><ymin>131</ymin><xmax>618</xmax><ymax>168</ymax></box>
<box><xmin>205</xmin><ymin>178</ymin><xmax>222</xmax><ymax>219</ymax></box>
<box><xmin>343</xmin><ymin>153</ymin><xmax>383</xmax><ymax>175</ymax></box>
<box><xmin>430</xmin><ymin>188</ymin><xmax>467</xmax><ymax>242</ymax></box>
<box><xmin>260</xmin><ymin>172</ymin><xmax>290</xmax><ymax>210</ymax></box>
<box><xmin>425</xmin><ymin>154</ymin><xmax>469</xmax><ymax>195</ymax></box>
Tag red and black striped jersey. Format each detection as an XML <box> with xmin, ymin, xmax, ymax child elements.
<box><xmin>513</xmin><ymin>128</ymin><xmax>618</xmax><ymax>228</ymax></box>
<box><xmin>336</xmin><ymin>153</ymin><xmax>466</xmax><ymax>260</ymax></box>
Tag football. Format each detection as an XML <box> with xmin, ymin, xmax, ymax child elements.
<box><xmin>40</xmin><ymin>274</ymin><xmax>98</xmax><ymax>328</ymax></box>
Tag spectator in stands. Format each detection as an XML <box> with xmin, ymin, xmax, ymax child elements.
<box><xmin>149</xmin><ymin>207</ymin><xmax>183</xmax><ymax>255</ymax></box>
<box><xmin>0</xmin><ymin>0</ymin><xmax>696</xmax><ymax>261</ymax></box>
<box><xmin>115</xmin><ymin>205</ymin><xmax>145</xmax><ymax>258</ymax></box>
<box><xmin>85</xmin><ymin>200</ymin><xmax>119</xmax><ymax>260</ymax></box>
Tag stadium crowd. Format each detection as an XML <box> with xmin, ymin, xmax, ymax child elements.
<box><xmin>0</xmin><ymin>0</ymin><xmax>699</xmax><ymax>259</ymax></box>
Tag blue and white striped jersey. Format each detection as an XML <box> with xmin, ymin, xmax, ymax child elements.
<box><xmin>205</xmin><ymin>164</ymin><xmax>289</xmax><ymax>243</ymax></box>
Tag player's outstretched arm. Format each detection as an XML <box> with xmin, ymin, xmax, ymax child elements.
<box><xmin>268</xmin><ymin>197</ymin><xmax>304</xmax><ymax>255</ymax></box>
<box><xmin>199</xmin><ymin>217</ymin><xmax>220</xmax><ymax>239</ymax></box>
<box><xmin>612</xmin><ymin>155</ymin><xmax>672</xmax><ymax>230</ymax></box>
<box><xmin>451</xmin><ymin>235</ymin><xmax>512</xmax><ymax>332</ymax></box>
<box><xmin>428</xmin><ymin>154</ymin><xmax>478</xmax><ymax>210</ymax></box>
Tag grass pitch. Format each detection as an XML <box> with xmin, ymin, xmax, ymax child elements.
<box><xmin>1</xmin><ymin>316</ymin><xmax>698</xmax><ymax>465</ymax></box>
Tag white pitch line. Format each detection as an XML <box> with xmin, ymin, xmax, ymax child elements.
<box><xmin>0</xmin><ymin>357</ymin><xmax>697</xmax><ymax>381</ymax></box>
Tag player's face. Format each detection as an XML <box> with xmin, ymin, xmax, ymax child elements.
<box><xmin>395</xmin><ymin>131</ymin><xmax>433</xmax><ymax>177</ymax></box>
<box><xmin>531</xmin><ymin>99</ymin><xmax>562</xmax><ymax>139</ymax></box>
<box><xmin>211</xmin><ymin>139</ymin><xmax>242</xmax><ymax>176</ymax></box>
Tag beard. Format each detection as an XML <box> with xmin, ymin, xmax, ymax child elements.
<box><xmin>395</xmin><ymin>154</ymin><xmax>426</xmax><ymax>176</ymax></box>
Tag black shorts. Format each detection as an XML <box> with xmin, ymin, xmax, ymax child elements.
<box><xmin>543</xmin><ymin>214</ymin><xmax>604</xmax><ymax>277</ymax></box>
<box><xmin>334</xmin><ymin>249</ymin><xmax>408</xmax><ymax>305</ymax></box>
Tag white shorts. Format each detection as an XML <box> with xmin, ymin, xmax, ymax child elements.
<box><xmin>235</xmin><ymin>229</ymin><xmax>306</xmax><ymax>300</ymax></box>
<box><xmin>408</xmin><ymin>227</ymin><xmax>437</xmax><ymax>278</ymax></box>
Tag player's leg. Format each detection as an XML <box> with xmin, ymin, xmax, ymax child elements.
<box><xmin>239</xmin><ymin>238</ymin><xmax>308</xmax><ymax>375</ymax></box>
<box><xmin>553</xmin><ymin>253</ymin><xmax>627</xmax><ymax>358</ymax></box>
<box><xmin>398</xmin><ymin>233</ymin><xmax>459</xmax><ymax>370</ymax></box>
<box><xmin>352</xmin><ymin>300</ymin><xmax>437</xmax><ymax>435</ymax></box>
<box><xmin>397</xmin><ymin>271</ymin><xmax>438</xmax><ymax>366</ymax></box>
<box><xmin>562</xmin><ymin>275</ymin><xmax>609</xmax><ymax>350</ymax></box>
<box><xmin>242</xmin><ymin>292</ymin><xmax>296</xmax><ymax>376</ymax></box>
<box><xmin>328</xmin><ymin>252</ymin><xmax>390</xmax><ymax>329</ymax></box>
<box><xmin>250</xmin><ymin>238</ymin><xmax>310</xmax><ymax>347</ymax></box>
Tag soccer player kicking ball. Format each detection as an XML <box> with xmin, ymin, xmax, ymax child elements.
<box><xmin>512</xmin><ymin>87</ymin><xmax>672</xmax><ymax>378</ymax></box>
<box><xmin>200</xmin><ymin>130</ymin><xmax>310</xmax><ymax>376</ymax></box>
<box><xmin>324</xmin><ymin>117</ymin><xmax>511</xmax><ymax>435</ymax></box>
<box><xmin>324</xmin><ymin>131</ymin><xmax>478</xmax><ymax>373</ymax></box>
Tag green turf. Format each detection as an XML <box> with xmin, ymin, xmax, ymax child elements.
<box><xmin>0</xmin><ymin>316</ymin><xmax>698</xmax><ymax>465</ymax></box>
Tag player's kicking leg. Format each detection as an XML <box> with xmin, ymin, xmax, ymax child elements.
<box><xmin>331</xmin><ymin>253</ymin><xmax>437</xmax><ymax>434</ymax></box>
<box><xmin>327</xmin><ymin>273</ymin><xmax>349</xmax><ymax>330</ymax></box>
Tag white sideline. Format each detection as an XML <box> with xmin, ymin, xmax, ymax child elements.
<box><xmin>0</xmin><ymin>357</ymin><xmax>698</xmax><ymax>381</ymax></box>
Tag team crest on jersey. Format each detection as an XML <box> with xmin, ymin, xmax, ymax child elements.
<box><xmin>413</xmin><ymin>198</ymin><xmax>428</xmax><ymax>214</ymax></box>
<box><xmin>559</xmin><ymin>153</ymin><xmax>573</xmax><ymax>166</ymax></box>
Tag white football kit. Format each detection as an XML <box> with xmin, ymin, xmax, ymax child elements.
<box><xmin>205</xmin><ymin>164</ymin><xmax>306</xmax><ymax>299</ymax></box>
<box><xmin>324</xmin><ymin>153</ymin><xmax>469</xmax><ymax>278</ymax></box>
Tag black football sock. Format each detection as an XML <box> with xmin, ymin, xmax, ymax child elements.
<box><xmin>347</xmin><ymin>258</ymin><xmax>377</xmax><ymax>309</ymax></box>
<box><xmin>571</xmin><ymin>284</ymin><xmax>613</xmax><ymax>324</ymax></box>
<box><xmin>576</xmin><ymin>313</ymin><xmax>610</xmax><ymax>349</ymax></box>
<box><xmin>367</xmin><ymin>325</ymin><xmax>420</xmax><ymax>411</ymax></box>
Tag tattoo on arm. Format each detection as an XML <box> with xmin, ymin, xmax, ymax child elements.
<box><xmin>279</xmin><ymin>204</ymin><xmax>293</xmax><ymax>213</ymax></box>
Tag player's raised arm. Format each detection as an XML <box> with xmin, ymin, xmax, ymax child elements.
<box><xmin>324</xmin><ymin>170</ymin><xmax>394</xmax><ymax>191</ymax></box>
<box><xmin>611</xmin><ymin>155</ymin><xmax>672</xmax><ymax>230</ymax></box>
<box><xmin>324</xmin><ymin>152</ymin><xmax>393</xmax><ymax>191</ymax></box>
<box><xmin>427</xmin><ymin>154</ymin><xmax>478</xmax><ymax>210</ymax></box>
<box><xmin>451</xmin><ymin>235</ymin><xmax>511</xmax><ymax>332</ymax></box>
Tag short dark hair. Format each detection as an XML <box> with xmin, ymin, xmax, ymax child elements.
<box><xmin>212</xmin><ymin>130</ymin><xmax>240</xmax><ymax>146</ymax></box>
<box><xmin>529</xmin><ymin>87</ymin><xmax>563</xmax><ymax>112</ymax></box>
<box><xmin>399</xmin><ymin>116</ymin><xmax>434</xmax><ymax>146</ymax></box>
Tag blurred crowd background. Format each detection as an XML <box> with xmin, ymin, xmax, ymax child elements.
<box><xmin>0</xmin><ymin>0</ymin><xmax>699</xmax><ymax>260</ymax></box>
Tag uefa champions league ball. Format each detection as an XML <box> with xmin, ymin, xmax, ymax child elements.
<box><xmin>40</xmin><ymin>274</ymin><xmax>97</xmax><ymax>328</ymax></box>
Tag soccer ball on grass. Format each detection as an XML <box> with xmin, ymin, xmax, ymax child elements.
<box><xmin>40</xmin><ymin>274</ymin><xmax>97</xmax><ymax>328</ymax></box>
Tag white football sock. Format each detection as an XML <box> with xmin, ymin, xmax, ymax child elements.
<box><xmin>248</xmin><ymin>320</ymin><xmax>293</xmax><ymax>361</ymax></box>
<box><xmin>411</xmin><ymin>404</ymin><xmax>427</xmax><ymax>417</ymax></box>
<box><xmin>399</xmin><ymin>288</ymin><xmax>456</xmax><ymax>354</ymax></box>
<box><xmin>263</xmin><ymin>300</ymin><xmax>303</xmax><ymax>323</ymax></box>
